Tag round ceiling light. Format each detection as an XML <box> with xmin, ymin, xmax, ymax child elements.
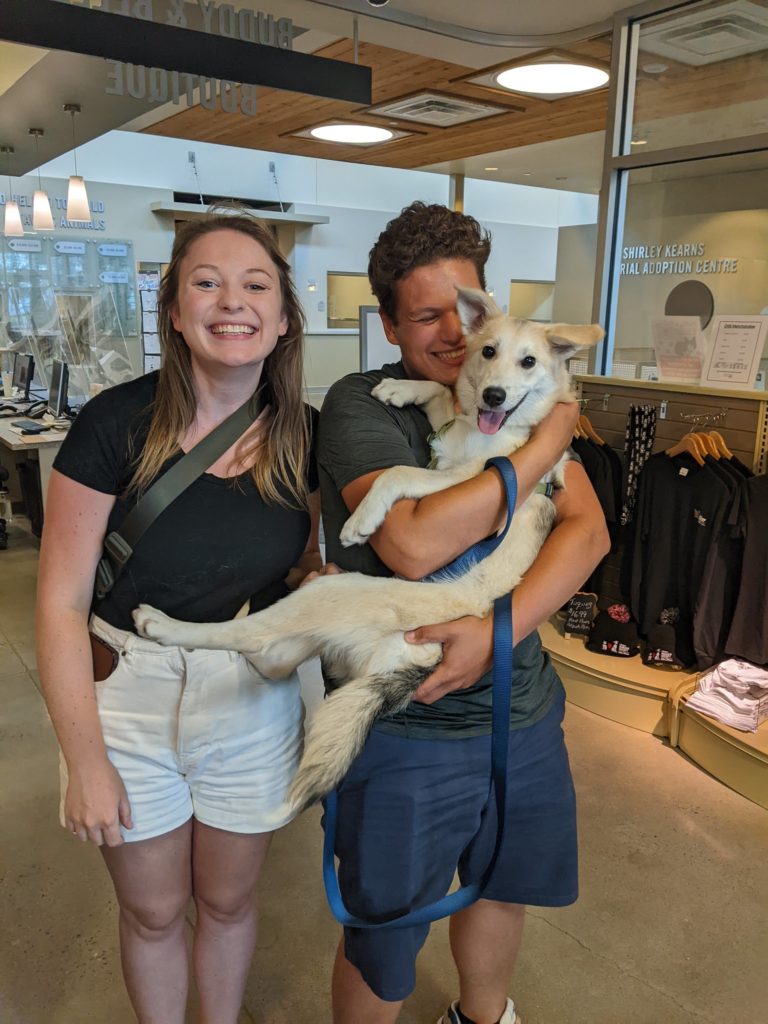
<box><xmin>495</xmin><ymin>62</ymin><xmax>609</xmax><ymax>95</ymax></box>
<box><xmin>310</xmin><ymin>124</ymin><xmax>394</xmax><ymax>144</ymax></box>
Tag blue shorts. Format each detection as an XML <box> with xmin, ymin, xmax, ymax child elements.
<box><xmin>326</xmin><ymin>689</ymin><xmax>577</xmax><ymax>1002</ymax></box>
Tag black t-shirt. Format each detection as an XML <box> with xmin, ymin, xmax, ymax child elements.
<box><xmin>626</xmin><ymin>452</ymin><xmax>733</xmax><ymax>665</ymax></box>
<box><xmin>317</xmin><ymin>360</ymin><xmax>562</xmax><ymax>739</ymax></box>
<box><xmin>726</xmin><ymin>474</ymin><xmax>768</xmax><ymax>667</ymax></box>
<box><xmin>53</xmin><ymin>373</ymin><xmax>318</xmax><ymax>632</ymax></box>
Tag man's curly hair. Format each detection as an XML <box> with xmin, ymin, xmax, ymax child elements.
<box><xmin>368</xmin><ymin>201</ymin><xmax>491</xmax><ymax>322</ymax></box>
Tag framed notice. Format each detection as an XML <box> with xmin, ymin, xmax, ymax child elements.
<box><xmin>701</xmin><ymin>315</ymin><xmax>767</xmax><ymax>390</ymax></box>
<box><xmin>652</xmin><ymin>316</ymin><xmax>705</xmax><ymax>383</ymax></box>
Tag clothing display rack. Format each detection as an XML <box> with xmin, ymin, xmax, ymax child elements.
<box><xmin>542</xmin><ymin>376</ymin><xmax>768</xmax><ymax>809</ymax></box>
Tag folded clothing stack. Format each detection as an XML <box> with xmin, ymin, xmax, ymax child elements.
<box><xmin>687</xmin><ymin>658</ymin><xmax>768</xmax><ymax>733</ymax></box>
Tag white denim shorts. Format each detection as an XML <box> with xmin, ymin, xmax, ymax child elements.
<box><xmin>59</xmin><ymin>615</ymin><xmax>305</xmax><ymax>843</ymax></box>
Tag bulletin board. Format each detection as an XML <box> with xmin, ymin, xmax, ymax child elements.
<box><xmin>359</xmin><ymin>305</ymin><xmax>392</xmax><ymax>372</ymax></box>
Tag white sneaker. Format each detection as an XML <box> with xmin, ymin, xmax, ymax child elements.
<box><xmin>436</xmin><ymin>997</ymin><xmax>521</xmax><ymax>1024</ymax></box>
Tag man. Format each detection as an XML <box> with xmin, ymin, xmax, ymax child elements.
<box><xmin>316</xmin><ymin>201</ymin><xmax>609</xmax><ymax>1024</ymax></box>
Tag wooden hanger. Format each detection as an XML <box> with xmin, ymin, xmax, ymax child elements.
<box><xmin>708</xmin><ymin>430</ymin><xmax>733</xmax><ymax>459</ymax></box>
<box><xmin>666</xmin><ymin>432</ymin><xmax>706</xmax><ymax>466</ymax></box>
<box><xmin>578</xmin><ymin>414</ymin><xmax>605</xmax><ymax>445</ymax></box>
<box><xmin>696</xmin><ymin>432</ymin><xmax>720</xmax><ymax>459</ymax></box>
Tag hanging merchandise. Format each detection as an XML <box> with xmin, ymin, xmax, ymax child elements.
<box><xmin>620</xmin><ymin>404</ymin><xmax>657</xmax><ymax>526</ymax></box>
<box><xmin>723</xmin><ymin>474</ymin><xmax>768</xmax><ymax>667</ymax></box>
<box><xmin>686</xmin><ymin>659</ymin><xmax>768</xmax><ymax>732</ymax></box>
<box><xmin>624</xmin><ymin>440</ymin><xmax>755</xmax><ymax>668</ymax></box>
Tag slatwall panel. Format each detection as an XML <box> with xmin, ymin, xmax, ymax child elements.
<box><xmin>573</xmin><ymin>376</ymin><xmax>768</xmax><ymax>473</ymax></box>
<box><xmin>572</xmin><ymin>376</ymin><xmax>768</xmax><ymax>607</ymax></box>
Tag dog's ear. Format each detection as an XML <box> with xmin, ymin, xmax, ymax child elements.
<box><xmin>545</xmin><ymin>323</ymin><xmax>605</xmax><ymax>359</ymax></box>
<box><xmin>455</xmin><ymin>287</ymin><xmax>500</xmax><ymax>336</ymax></box>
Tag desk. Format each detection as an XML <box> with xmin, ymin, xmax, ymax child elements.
<box><xmin>0</xmin><ymin>420</ymin><xmax>68</xmax><ymax>514</ymax></box>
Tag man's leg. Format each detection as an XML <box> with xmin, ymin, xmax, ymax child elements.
<box><xmin>332</xmin><ymin>939</ymin><xmax>403</xmax><ymax>1024</ymax></box>
<box><xmin>449</xmin><ymin>900</ymin><xmax>525</xmax><ymax>1024</ymax></box>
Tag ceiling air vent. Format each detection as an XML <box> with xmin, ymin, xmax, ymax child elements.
<box><xmin>365</xmin><ymin>92</ymin><xmax>511</xmax><ymax>127</ymax></box>
<box><xmin>640</xmin><ymin>0</ymin><xmax>768</xmax><ymax>65</ymax></box>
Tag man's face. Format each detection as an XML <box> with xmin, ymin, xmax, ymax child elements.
<box><xmin>380</xmin><ymin>258</ymin><xmax>483</xmax><ymax>387</ymax></box>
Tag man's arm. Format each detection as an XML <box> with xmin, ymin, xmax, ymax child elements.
<box><xmin>341</xmin><ymin>401</ymin><xmax>580</xmax><ymax>580</ymax></box>
<box><xmin>406</xmin><ymin>460</ymin><xmax>611</xmax><ymax>703</ymax></box>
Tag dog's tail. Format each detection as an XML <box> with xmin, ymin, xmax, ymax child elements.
<box><xmin>271</xmin><ymin>667</ymin><xmax>428</xmax><ymax>822</ymax></box>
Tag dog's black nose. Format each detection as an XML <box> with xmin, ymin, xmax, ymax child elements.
<box><xmin>482</xmin><ymin>387</ymin><xmax>506</xmax><ymax>408</ymax></box>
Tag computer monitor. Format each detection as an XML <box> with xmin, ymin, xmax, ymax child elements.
<box><xmin>12</xmin><ymin>353</ymin><xmax>34</xmax><ymax>399</ymax></box>
<box><xmin>48</xmin><ymin>359</ymin><xmax>69</xmax><ymax>418</ymax></box>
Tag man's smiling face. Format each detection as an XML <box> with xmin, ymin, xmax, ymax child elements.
<box><xmin>380</xmin><ymin>258</ymin><xmax>483</xmax><ymax>387</ymax></box>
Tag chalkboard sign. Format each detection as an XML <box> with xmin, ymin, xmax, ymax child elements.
<box><xmin>564</xmin><ymin>592</ymin><xmax>598</xmax><ymax>639</ymax></box>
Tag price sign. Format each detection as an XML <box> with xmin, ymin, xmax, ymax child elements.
<box><xmin>564</xmin><ymin>592</ymin><xmax>598</xmax><ymax>639</ymax></box>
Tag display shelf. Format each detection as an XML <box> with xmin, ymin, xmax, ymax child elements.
<box><xmin>671</xmin><ymin>691</ymin><xmax>768</xmax><ymax>811</ymax></box>
<box><xmin>540</xmin><ymin>618</ymin><xmax>697</xmax><ymax>738</ymax></box>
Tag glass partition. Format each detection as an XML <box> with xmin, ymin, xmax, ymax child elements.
<box><xmin>629</xmin><ymin>0</ymin><xmax>768</xmax><ymax>154</ymax></box>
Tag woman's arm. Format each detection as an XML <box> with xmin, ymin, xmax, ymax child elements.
<box><xmin>341</xmin><ymin>400</ymin><xmax>580</xmax><ymax>580</ymax></box>
<box><xmin>283</xmin><ymin>488</ymin><xmax>324</xmax><ymax>590</ymax></box>
<box><xmin>407</xmin><ymin>460</ymin><xmax>611</xmax><ymax>703</ymax></box>
<box><xmin>36</xmin><ymin>469</ymin><xmax>132</xmax><ymax>847</ymax></box>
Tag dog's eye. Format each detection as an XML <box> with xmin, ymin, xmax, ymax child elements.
<box><xmin>482</xmin><ymin>345</ymin><xmax>496</xmax><ymax>360</ymax></box>
<box><xmin>521</xmin><ymin>355</ymin><xmax>536</xmax><ymax>369</ymax></box>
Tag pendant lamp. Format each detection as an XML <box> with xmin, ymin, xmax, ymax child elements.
<box><xmin>1</xmin><ymin>145</ymin><xmax>24</xmax><ymax>237</ymax></box>
<box><xmin>63</xmin><ymin>103</ymin><xmax>91</xmax><ymax>223</ymax></box>
<box><xmin>29</xmin><ymin>128</ymin><xmax>54</xmax><ymax>231</ymax></box>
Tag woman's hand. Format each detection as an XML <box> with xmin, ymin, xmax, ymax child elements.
<box><xmin>64</xmin><ymin>757</ymin><xmax>133</xmax><ymax>847</ymax></box>
<box><xmin>300</xmin><ymin>562</ymin><xmax>343</xmax><ymax>587</ymax></box>
<box><xmin>406</xmin><ymin>613</ymin><xmax>493</xmax><ymax>704</ymax></box>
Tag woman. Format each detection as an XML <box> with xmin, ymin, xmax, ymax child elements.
<box><xmin>36</xmin><ymin>213</ymin><xmax>321</xmax><ymax>1024</ymax></box>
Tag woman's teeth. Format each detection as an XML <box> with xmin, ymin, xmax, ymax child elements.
<box><xmin>210</xmin><ymin>324</ymin><xmax>255</xmax><ymax>335</ymax></box>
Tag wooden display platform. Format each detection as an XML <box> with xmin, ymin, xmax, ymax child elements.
<box><xmin>542</xmin><ymin>620</ymin><xmax>768</xmax><ymax>809</ymax></box>
<box><xmin>539</xmin><ymin>619</ymin><xmax>692</xmax><ymax>738</ymax></box>
<box><xmin>666</xmin><ymin>678</ymin><xmax>768</xmax><ymax>810</ymax></box>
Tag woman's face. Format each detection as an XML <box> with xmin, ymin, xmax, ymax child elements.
<box><xmin>170</xmin><ymin>229</ymin><xmax>289</xmax><ymax>377</ymax></box>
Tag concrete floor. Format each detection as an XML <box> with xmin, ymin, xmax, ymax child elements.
<box><xmin>2</xmin><ymin>516</ymin><xmax>767</xmax><ymax>1024</ymax></box>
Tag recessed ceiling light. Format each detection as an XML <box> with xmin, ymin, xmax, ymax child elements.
<box><xmin>631</xmin><ymin>137</ymin><xmax>648</xmax><ymax>145</ymax></box>
<box><xmin>642</xmin><ymin>62</ymin><xmax>668</xmax><ymax>74</ymax></box>
<box><xmin>495</xmin><ymin>62</ymin><xmax>609</xmax><ymax>96</ymax></box>
<box><xmin>309</xmin><ymin>124</ymin><xmax>395</xmax><ymax>144</ymax></box>
<box><xmin>484</xmin><ymin>166</ymin><xmax>498</xmax><ymax>171</ymax></box>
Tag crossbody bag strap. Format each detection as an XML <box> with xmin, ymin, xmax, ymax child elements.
<box><xmin>322</xmin><ymin>457</ymin><xmax>518</xmax><ymax>929</ymax></box>
<box><xmin>94</xmin><ymin>388</ymin><xmax>265</xmax><ymax>602</ymax></box>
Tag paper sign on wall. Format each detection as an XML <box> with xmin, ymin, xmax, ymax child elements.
<box><xmin>701</xmin><ymin>316</ymin><xmax>767</xmax><ymax>390</ymax></box>
<box><xmin>652</xmin><ymin>316</ymin><xmax>705</xmax><ymax>383</ymax></box>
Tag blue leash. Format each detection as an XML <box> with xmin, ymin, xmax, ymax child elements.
<box><xmin>323</xmin><ymin>457</ymin><xmax>517</xmax><ymax>928</ymax></box>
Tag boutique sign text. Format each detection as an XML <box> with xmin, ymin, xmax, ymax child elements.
<box><xmin>90</xmin><ymin>0</ymin><xmax>294</xmax><ymax>117</ymax></box>
<box><xmin>620</xmin><ymin>241</ymin><xmax>739</xmax><ymax>277</ymax></box>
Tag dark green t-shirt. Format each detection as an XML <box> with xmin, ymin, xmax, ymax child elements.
<box><xmin>317</xmin><ymin>360</ymin><xmax>562</xmax><ymax>738</ymax></box>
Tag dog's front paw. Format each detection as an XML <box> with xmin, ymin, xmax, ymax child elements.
<box><xmin>133</xmin><ymin>604</ymin><xmax>179</xmax><ymax>645</ymax></box>
<box><xmin>372</xmin><ymin>378</ymin><xmax>415</xmax><ymax>408</ymax></box>
<box><xmin>339</xmin><ymin>499</ymin><xmax>387</xmax><ymax>547</ymax></box>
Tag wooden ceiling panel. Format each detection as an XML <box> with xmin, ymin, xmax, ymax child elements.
<box><xmin>144</xmin><ymin>36</ymin><xmax>613</xmax><ymax>169</ymax></box>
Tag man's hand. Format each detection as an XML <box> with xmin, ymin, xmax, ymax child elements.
<box><xmin>527</xmin><ymin>398</ymin><xmax>580</xmax><ymax>459</ymax></box>
<box><xmin>406</xmin><ymin>614</ymin><xmax>493</xmax><ymax>704</ymax></box>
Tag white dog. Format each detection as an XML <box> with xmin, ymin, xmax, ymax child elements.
<box><xmin>134</xmin><ymin>288</ymin><xmax>603</xmax><ymax>815</ymax></box>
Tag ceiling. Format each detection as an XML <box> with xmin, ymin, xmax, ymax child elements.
<box><xmin>6</xmin><ymin>0</ymin><xmax>757</xmax><ymax>197</ymax></box>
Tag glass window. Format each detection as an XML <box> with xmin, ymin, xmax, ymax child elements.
<box><xmin>326</xmin><ymin>272</ymin><xmax>377</xmax><ymax>329</ymax></box>
<box><xmin>610</xmin><ymin>151</ymin><xmax>768</xmax><ymax>380</ymax></box>
<box><xmin>629</xmin><ymin>0</ymin><xmax>768</xmax><ymax>154</ymax></box>
<box><xmin>509</xmin><ymin>280</ymin><xmax>554</xmax><ymax>321</ymax></box>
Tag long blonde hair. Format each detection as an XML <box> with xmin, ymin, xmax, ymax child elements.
<box><xmin>129</xmin><ymin>212</ymin><xmax>310</xmax><ymax>508</ymax></box>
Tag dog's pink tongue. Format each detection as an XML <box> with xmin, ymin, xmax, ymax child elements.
<box><xmin>477</xmin><ymin>410</ymin><xmax>506</xmax><ymax>435</ymax></box>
